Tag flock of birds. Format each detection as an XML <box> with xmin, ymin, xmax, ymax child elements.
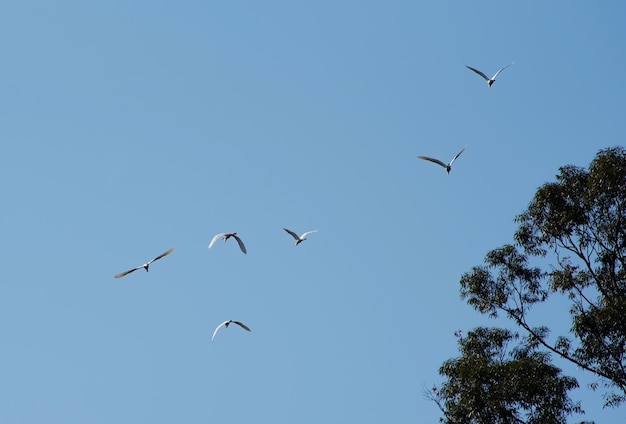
<box><xmin>113</xmin><ymin>228</ymin><xmax>318</xmax><ymax>340</ymax></box>
<box><xmin>417</xmin><ymin>63</ymin><xmax>512</xmax><ymax>174</ymax></box>
<box><xmin>112</xmin><ymin>62</ymin><xmax>513</xmax><ymax>341</ymax></box>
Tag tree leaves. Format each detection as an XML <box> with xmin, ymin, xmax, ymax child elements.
<box><xmin>433</xmin><ymin>328</ymin><xmax>581</xmax><ymax>424</ymax></box>
<box><xmin>460</xmin><ymin>245</ymin><xmax>546</xmax><ymax>322</ymax></box>
<box><xmin>436</xmin><ymin>147</ymin><xmax>626</xmax><ymax>420</ymax></box>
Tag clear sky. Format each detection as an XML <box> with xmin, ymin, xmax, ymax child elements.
<box><xmin>1</xmin><ymin>1</ymin><xmax>624</xmax><ymax>423</ymax></box>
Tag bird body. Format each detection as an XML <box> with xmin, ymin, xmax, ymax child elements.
<box><xmin>466</xmin><ymin>63</ymin><xmax>513</xmax><ymax>87</ymax></box>
<box><xmin>114</xmin><ymin>247</ymin><xmax>174</xmax><ymax>278</ymax></box>
<box><xmin>211</xmin><ymin>320</ymin><xmax>251</xmax><ymax>341</ymax></box>
<box><xmin>418</xmin><ymin>146</ymin><xmax>467</xmax><ymax>174</ymax></box>
<box><xmin>283</xmin><ymin>228</ymin><xmax>318</xmax><ymax>245</ymax></box>
<box><xmin>208</xmin><ymin>232</ymin><xmax>247</xmax><ymax>254</ymax></box>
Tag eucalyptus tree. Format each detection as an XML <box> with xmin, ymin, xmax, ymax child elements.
<box><xmin>432</xmin><ymin>148</ymin><xmax>626</xmax><ymax>422</ymax></box>
<box><xmin>457</xmin><ymin>147</ymin><xmax>626</xmax><ymax>407</ymax></box>
<box><xmin>429</xmin><ymin>328</ymin><xmax>582</xmax><ymax>424</ymax></box>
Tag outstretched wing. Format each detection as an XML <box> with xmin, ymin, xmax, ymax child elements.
<box><xmin>147</xmin><ymin>247</ymin><xmax>174</xmax><ymax>265</ymax></box>
<box><xmin>114</xmin><ymin>266</ymin><xmax>142</xmax><ymax>279</ymax></box>
<box><xmin>491</xmin><ymin>63</ymin><xmax>512</xmax><ymax>80</ymax></box>
<box><xmin>232</xmin><ymin>234</ymin><xmax>247</xmax><ymax>254</ymax></box>
<box><xmin>283</xmin><ymin>228</ymin><xmax>300</xmax><ymax>241</ymax></box>
<box><xmin>448</xmin><ymin>146</ymin><xmax>467</xmax><ymax>167</ymax></box>
<box><xmin>208</xmin><ymin>233</ymin><xmax>225</xmax><ymax>249</ymax></box>
<box><xmin>211</xmin><ymin>321</ymin><xmax>229</xmax><ymax>341</ymax></box>
<box><xmin>300</xmin><ymin>230</ymin><xmax>318</xmax><ymax>239</ymax></box>
<box><xmin>466</xmin><ymin>66</ymin><xmax>490</xmax><ymax>81</ymax></box>
<box><xmin>418</xmin><ymin>156</ymin><xmax>448</xmax><ymax>169</ymax></box>
<box><xmin>233</xmin><ymin>321</ymin><xmax>251</xmax><ymax>332</ymax></box>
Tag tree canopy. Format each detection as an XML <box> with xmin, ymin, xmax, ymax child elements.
<box><xmin>433</xmin><ymin>147</ymin><xmax>626</xmax><ymax>422</ymax></box>
<box><xmin>430</xmin><ymin>328</ymin><xmax>581</xmax><ymax>424</ymax></box>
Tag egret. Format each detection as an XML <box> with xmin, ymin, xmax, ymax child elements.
<box><xmin>466</xmin><ymin>63</ymin><xmax>513</xmax><ymax>87</ymax></box>
<box><xmin>418</xmin><ymin>146</ymin><xmax>467</xmax><ymax>174</ymax></box>
<box><xmin>211</xmin><ymin>320</ymin><xmax>251</xmax><ymax>341</ymax></box>
<box><xmin>283</xmin><ymin>228</ymin><xmax>318</xmax><ymax>245</ymax></box>
<box><xmin>208</xmin><ymin>232</ymin><xmax>247</xmax><ymax>254</ymax></box>
<box><xmin>113</xmin><ymin>247</ymin><xmax>174</xmax><ymax>278</ymax></box>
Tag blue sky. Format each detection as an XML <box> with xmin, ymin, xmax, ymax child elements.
<box><xmin>1</xmin><ymin>1</ymin><xmax>624</xmax><ymax>423</ymax></box>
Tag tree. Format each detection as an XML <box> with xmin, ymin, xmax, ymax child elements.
<box><xmin>432</xmin><ymin>147</ymin><xmax>626</xmax><ymax>421</ymax></box>
<box><xmin>429</xmin><ymin>328</ymin><xmax>581</xmax><ymax>424</ymax></box>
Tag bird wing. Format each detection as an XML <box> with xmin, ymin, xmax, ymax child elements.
<box><xmin>208</xmin><ymin>233</ymin><xmax>225</xmax><ymax>249</ymax></box>
<box><xmin>283</xmin><ymin>228</ymin><xmax>300</xmax><ymax>241</ymax></box>
<box><xmin>232</xmin><ymin>234</ymin><xmax>247</xmax><ymax>254</ymax></box>
<box><xmin>418</xmin><ymin>156</ymin><xmax>448</xmax><ymax>169</ymax></box>
<box><xmin>114</xmin><ymin>266</ymin><xmax>142</xmax><ymax>278</ymax></box>
<box><xmin>491</xmin><ymin>63</ymin><xmax>512</xmax><ymax>80</ymax></box>
<box><xmin>300</xmin><ymin>230</ymin><xmax>318</xmax><ymax>239</ymax></box>
<box><xmin>233</xmin><ymin>321</ymin><xmax>251</xmax><ymax>332</ymax></box>
<box><xmin>211</xmin><ymin>321</ymin><xmax>229</xmax><ymax>341</ymax></box>
<box><xmin>448</xmin><ymin>146</ymin><xmax>467</xmax><ymax>167</ymax></box>
<box><xmin>466</xmin><ymin>66</ymin><xmax>490</xmax><ymax>81</ymax></box>
<box><xmin>147</xmin><ymin>247</ymin><xmax>174</xmax><ymax>265</ymax></box>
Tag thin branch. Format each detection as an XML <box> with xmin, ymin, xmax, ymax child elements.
<box><xmin>503</xmin><ymin>305</ymin><xmax>617</xmax><ymax>384</ymax></box>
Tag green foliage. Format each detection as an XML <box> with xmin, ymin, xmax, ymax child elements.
<box><xmin>430</xmin><ymin>328</ymin><xmax>581</xmax><ymax>424</ymax></box>
<box><xmin>433</xmin><ymin>147</ymin><xmax>626</xmax><ymax>421</ymax></box>
<box><xmin>516</xmin><ymin>147</ymin><xmax>626</xmax><ymax>406</ymax></box>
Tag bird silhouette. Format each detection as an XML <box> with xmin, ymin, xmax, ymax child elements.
<box><xmin>114</xmin><ymin>247</ymin><xmax>174</xmax><ymax>278</ymax></box>
<box><xmin>208</xmin><ymin>232</ymin><xmax>247</xmax><ymax>254</ymax></box>
<box><xmin>283</xmin><ymin>228</ymin><xmax>318</xmax><ymax>245</ymax></box>
<box><xmin>466</xmin><ymin>63</ymin><xmax>513</xmax><ymax>87</ymax></box>
<box><xmin>211</xmin><ymin>320</ymin><xmax>251</xmax><ymax>341</ymax></box>
<box><xmin>418</xmin><ymin>146</ymin><xmax>467</xmax><ymax>174</ymax></box>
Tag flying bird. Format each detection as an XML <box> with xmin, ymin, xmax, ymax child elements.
<box><xmin>114</xmin><ymin>247</ymin><xmax>174</xmax><ymax>278</ymax></box>
<box><xmin>466</xmin><ymin>63</ymin><xmax>513</xmax><ymax>87</ymax></box>
<box><xmin>208</xmin><ymin>232</ymin><xmax>247</xmax><ymax>254</ymax></box>
<box><xmin>418</xmin><ymin>146</ymin><xmax>467</xmax><ymax>174</ymax></box>
<box><xmin>283</xmin><ymin>228</ymin><xmax>318</xmax><ymax>245</ymax></box>
<box><xmin>211</xmin><ymin>320</ymin><xmax>251</xmax><ymax>341</ymax></box>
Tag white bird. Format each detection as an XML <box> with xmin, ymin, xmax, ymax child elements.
<box><xmin>208</xmin><ymin>232</ymin><xmax>247</xmax><ymax>254</ymax></box>
<box><xmin>418</xmin><ymin>146</ymin><xmax>467</xmax><ymax>174</ymax></box>
<box><xmin>114</xmin><ymin>247</ymin><xmax>174</xmax><ymax>278</ymax></box>
<box><xmin>466</xmin><ymin>63</ymin><xmax>513</xmax><ymax>87</ymax></box>
<box><xmin>211</xmin><ymin>320</ymin><xmax>251</xmax><ymax>341</ymax></box>
<box><xmin>283</xmin><ymin>228</ymin><xmax>318</xmax><ymax>245</ymax></box>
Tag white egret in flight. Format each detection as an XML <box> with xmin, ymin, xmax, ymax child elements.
<box><xmin>114</xmin><ymin>247</ymin><xmax>174</xmax><ymax>278</ymax></box>
<box><xmin>211</xmin><ymin>320</ymin><xmax>251</xmax><ymax>341</ymax></box>
<box><xmin>466</xmin><ymin>63</ymin><xmax>513</xmax><ymax>87</ymax></box>
<box><xmin>418</xmin><ymin>146</ymin><xmax>467</xmax><ymax>174</ymax></box>
<box><xmin>283</xmin><ymin>228</ymin><xmax>318</xmax><ymax>245</ymax></box>
<box><xmin>208</xmin><ymin>232</ymin><xmax>247</xmax><ymax>254</ymax></box>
